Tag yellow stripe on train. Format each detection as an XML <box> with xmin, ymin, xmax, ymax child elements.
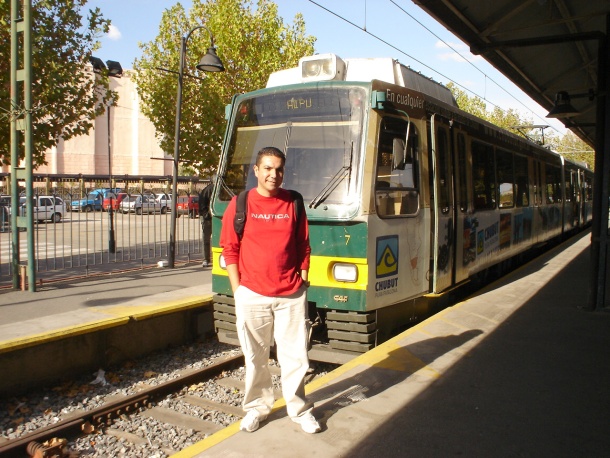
<box><xmin>212</xmin><ymin>248</ymin><xmax>368</xmax><ymax>291</ymax></box>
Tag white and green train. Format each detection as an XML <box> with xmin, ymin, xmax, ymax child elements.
<box><xmin>210</xmin><ymin>53</ymin><xmax>593</xmax><ymax>363</ymax></box>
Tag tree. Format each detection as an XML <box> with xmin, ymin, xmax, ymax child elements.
<box><xmin>447</xmin><ymin>82</ymin><xmax>488</xmax><ymax>120</ymax></box>
<box><xmin>132</xmin><ymin>0</ymin><xmax>316</xmax><ymax>175</ymax></box>
<box><xmin>0</xmin><ymin>0</ymin><xmax>113</xmax><ymax>167</ymax></box>
<box><xmin>447</xmin><ymin>82</ymin><xmax>533</xmax><ymax>136</ymax></box>
<box><xmin>551</xmin><ymin>131</ymin><xmax>595</xmax><ymax>169</ymax></box>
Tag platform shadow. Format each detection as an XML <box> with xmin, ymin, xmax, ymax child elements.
<box><xmin>304</xmin><ymin>329</ymin><xmax>483</xmax><ymax>430</ymax></box>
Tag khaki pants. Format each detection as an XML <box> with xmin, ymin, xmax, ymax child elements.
<box><xmin>235</xmin><ymin>284</ymin><xmax>312</xmax><ymax>418</ymax></box>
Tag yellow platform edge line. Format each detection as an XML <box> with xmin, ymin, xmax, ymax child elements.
<box><xmin>0</xmin><ymin>295</ymin><xmax>213</xmax><ymax>354</ymax></box>
<box><xmin>100</xmin><ymin>294</ymin><xmax>213</xmax><ymax>320</ymax></box>
<box><xmin>0</xmin><ymin>317</ymin><xmax>131</xmax><ymax>354</ymax></box>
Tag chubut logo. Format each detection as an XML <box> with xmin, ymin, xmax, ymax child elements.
<box><xmin>376</xmin><ymin>236</ymin><xmax>398</xmax><ymax>278</ymax></box>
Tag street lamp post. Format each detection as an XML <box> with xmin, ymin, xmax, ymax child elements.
<box><xmin>107</xmin><ymin>104</ymin><xmax>116</xmax><ymax>253</ymax></box>
<box><xmin>168</xmin><ymin>25</ymin><xmax>224</xmax><ymax>268</ymax></box>
<box><xmin>90</xmin><ymin>57</ymin><xmax>122</xmax><ymax>254</ymax></box>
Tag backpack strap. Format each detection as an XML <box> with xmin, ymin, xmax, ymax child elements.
<box><xmin>289</xmin><ymin>190</ymin><xmax>304</xmax><ymax>224</ymax></box>
<box><xmin>233</xmin><ymin>190</ymin><xmax>248</xmax><ymax>239</ymax></box>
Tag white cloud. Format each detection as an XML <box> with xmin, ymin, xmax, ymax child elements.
<box><xmin>435</xmin><ymin>40</ymin><xmax>482</xmax><ymax>63</ymax></box>
<box><xmin>107</xmin><ymin>25</ymin><xmax>122</xmax><ymax>41</ymax></box>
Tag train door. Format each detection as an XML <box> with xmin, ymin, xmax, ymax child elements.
<box><xmin>575</xmin><ymin>170</ymin><xmax>585</xmax><ymax>227</ymax></box>
<box><xmin>452</xmin><ymin>130</ymin><xmax>470</xmax><ymax>285</ymax></box>
<box><xmin>533</xmin><ymin>160</ymin><xmax>543</xmax><ymax>207</ymax></box>
<box><xmin>565</xmin><ymin>167</ymin><xmax>580</xmax><ymax>228</ymax></box>
<box><xmin>429</xmin><ymin>115</ymin><xmax>454</xmax><ymax>293</ymax></box>
<box><xmin>372</xmin><ymin>115</ymin><xmax>427</xmax><ymax>305</ymax></box>
<box><xmin>533</xmin><ymin>159</ymin><xmax>543</xmax><ymax>242</ymax></box>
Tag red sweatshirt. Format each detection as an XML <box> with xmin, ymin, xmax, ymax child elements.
<box><xmin>220</xmin><ymin>188</ymin><xmax>311</xmax><ymax>297</ymax></box>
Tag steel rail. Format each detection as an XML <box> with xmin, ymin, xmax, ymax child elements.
<box><xmin>0</xmin><ymin>352</ymin><xmax>243</xmax><ymax>458</ymax></box>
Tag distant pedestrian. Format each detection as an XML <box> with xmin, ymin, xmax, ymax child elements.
<box><xmin>199</xmin><ymin>181</ymin><xmax>213</xmax><ymax>267</ymax></box>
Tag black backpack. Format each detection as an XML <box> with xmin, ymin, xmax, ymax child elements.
<box><xmin>199</xmin><ymin>184</ymin><xmax>212</xmax><ymax>219</ymax></box>
<box><xmin>233</xmin><ymin>189</ymin><xmax>304</xmax><ymax>240</ymax></box>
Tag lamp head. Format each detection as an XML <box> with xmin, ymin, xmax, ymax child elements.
<box><xmin>546</xmin><ymin>91</ymin><xmax>579</xmax><ymax>118</ymax></box>
<box><xmin>197</xmin><ymin>46</ymin><xmax>225</xmax><ymax>72</ymax></box>
<box><xmin>106</xmin><ymin>60</ymin><xmax>123</xmax><ymax>77</ymax></box>
<box><xmin>89</xmin><ymin>56</ymin><xmax>106</xmax><ymax>73</ymax></box>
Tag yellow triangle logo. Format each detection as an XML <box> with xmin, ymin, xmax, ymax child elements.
<box><xmin>377</xmin><ymin>245</ymin><xmax>398</xmax><ymax>276</ymax></box>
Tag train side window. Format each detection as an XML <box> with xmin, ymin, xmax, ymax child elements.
<box><xmin>375</xmin><ymin>117</ymin><xmax>419</xmax><ymax>217</ymax></box>
<box><xmin>456</xmin><ymin>133</ymin><xmax>468</xmax><ymax>212</ymax></box>
<box><xmin>472</xmin><ymin>141</ymin><xmax>496</xmax><ymax>211</ymax></box>
<box><xmin>514</xmin><ymin>154</ymin><xmax>529</xmax><ymax>207</ymax></box>
<box><xmin>546</xmin><ymin>165</ymin><xmax>562</xmax><ymax>204</ymax></box>
<box><xmin>534</xmin><ymin>161</ymin><xmax>543</xmax><ymax>206</ymax></box>
<box><xmin>585</xmin><ymin>176</ymin><xmax>593</xmax><ymax>201</ymax></box>
<box><xmin>496</xmin><ymin>149</ymin><xmax>514</xmax><ymax>208</ymax></box>
<box><xmin>564</xmin><ymin>172</ymin><xmax>573</xmax><ymax>202</ymax></box>
<box><xmin>571</xmin><ymin>171</ymin><xmax>580</xmax><ymax>202</ymax></box>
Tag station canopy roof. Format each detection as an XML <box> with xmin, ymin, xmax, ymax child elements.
<box><xmin>414</xmin><ymin>0</ymin><xmax>610</xmax><ymax>149</ymax></box>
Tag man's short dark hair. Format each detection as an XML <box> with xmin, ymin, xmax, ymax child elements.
<box><xmin>256</xmin><ymin>147</ymin><xmax>286</xmax><ymax>166</ymax></box>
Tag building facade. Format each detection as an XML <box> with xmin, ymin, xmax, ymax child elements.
<box><xmin>26</xmin><ymin>72</ymin><xmax>169</xmax><ymax>177</ymax></box>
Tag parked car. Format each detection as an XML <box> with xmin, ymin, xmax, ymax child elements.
<box><xmin>71</xmin><ymin>188</ymin><xmax>121</xmax><ymax>212</ymax></box>
<box><xmin>102</xmin><ymin>192</ymin><xmax>127</xmax><ymax>211</ymax></box>
<box><xmin>0</xmin><ymin>195</ymin><xmax>11</xmax><ymax>229</ymax></box>
<box><xmin>176</xmin><ymin>195</ymin><xmax>199</xmax><ymax>218</ymax></box>
<box><xmin>155</xmin><ymin>193</ymin><xmax>171</xmax><ymax>214</ymax></box>
<box><xmin>119</xmin><ymin>195</ymin><xmax>162</xmax><ymax>215</ymax></box>
<box><xmin>19</xmin><ymin>195</ymin><xmax>67</xmax><ymax>223</ymax></box>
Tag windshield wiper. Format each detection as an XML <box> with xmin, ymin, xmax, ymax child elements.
<box><xmin>309</xmin><ymin>143</ymin><xmax>354</xmax><ymax>209</ymax></box>
<box><xmin>309</xmin><ymin>166</ymin><xmax>351</xmax><ymax>209</ymax></box>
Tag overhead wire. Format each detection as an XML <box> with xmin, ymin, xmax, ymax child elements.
<box><xmin>388</xmin><ymin>0</ymin><xmax>558</xmax><ymax>130</ymax></box>
<box><xmin>307</xmin><ymin>0</ymin><xmax>564</xmax><ymax>136</ymax></box>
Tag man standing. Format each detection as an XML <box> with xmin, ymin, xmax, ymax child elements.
<box><xmin>220</xmin><ymin>146</ymin><xmax>320</xmax><ymax>434</ymax></box>
<box><xmin>199</xmin><ymin>181</ymin><xmax>213</xmax><ymax>267</ymax></box>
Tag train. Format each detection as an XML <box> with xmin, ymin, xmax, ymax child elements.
<box><xmin>209</xmin><ymin>53</ymin><xmax>593</xmax><ymax>364</ymax></box>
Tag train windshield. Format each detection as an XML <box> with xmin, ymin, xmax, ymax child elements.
<box><xmin>218</xmin><ymin>87</ymin><xmax>366</xmax><ymax>211</ymax></box>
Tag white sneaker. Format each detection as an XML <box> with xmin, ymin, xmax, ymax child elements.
<box><xmin>201</xmin><ymin>260</ymin><xmax>209</xmax><ymax>267</ymax></box>
<box><xmin>291</xmin><ymin>412</ymin><xmax>321</xmax><ymax>433</ymax></box>
<box><xmin>240</xmin><ymin>410</ymin><xmax>266</xmax><ymax>432</ymax></box>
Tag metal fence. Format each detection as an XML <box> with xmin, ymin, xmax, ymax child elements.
<box><xmin>0</xmin><ymin>174</ymin><xmax>208</xmax><ymax>288</ymax></box>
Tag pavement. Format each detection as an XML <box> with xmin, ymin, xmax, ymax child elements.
<box><xmin>0</xmin><ymin>263</ymin><xmax>212</xmax><ymax>344</ymax></box>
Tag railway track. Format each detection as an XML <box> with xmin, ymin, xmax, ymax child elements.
<box><xmin>0</xmin><ymin>352</ymin><xmax>243</xmax><ymax>457</ymax></box>
<box><xmin>0</xmin><ymin>344</ymin><xmax>335</xmax><ymax>458</ymax></box>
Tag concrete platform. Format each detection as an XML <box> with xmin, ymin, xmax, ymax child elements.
<box><xmin>0</xmin><ymin>264</ymin><xmax>214</xmax><ymax>395</ymax></box>
<box><xmin>174</xmin><ymin>230</ymin><xmax>610</xmax><ymax>457</ymax></box>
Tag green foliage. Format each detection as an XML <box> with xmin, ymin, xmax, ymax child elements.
<box><xmin>0</xmin><ymin>0</ymin><xmax>113</xmax><ymax>167</ymax></box>
<box><xmin>447</xmin><ymin>82</ymin><xmax>532</xmax><ymax>137</ymax></box>
<box><xmin>448</xmin><ymin>82</ymin><xmax>487</xmax><ymax>119</ymax></box>
<box><xmin>550</xmin><ymin>131</ymin><xmax>595</xmax><ymax>170</ymax></box>
<box><xmin>132</xmin><ymin>0</ymin><xmax>316</xmax><ymax>175</ymax></box>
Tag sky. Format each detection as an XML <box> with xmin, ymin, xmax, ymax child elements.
<box><xmin>85</xmin><ymin>0</ymin><xmax>567</xmax><ymax>136</ymax></box>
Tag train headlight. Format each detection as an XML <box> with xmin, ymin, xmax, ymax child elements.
<box><xmin>300</xmin><ymin>54</ymin><xmax>345</xmax><ymax>82</ymax></box>
<box><xmin>332</xmin><ymin>263</ymin><xmax>358</xmax><ymax>282</ymax></box>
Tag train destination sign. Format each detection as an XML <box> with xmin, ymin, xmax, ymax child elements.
<box><xmin>385</xmin><ymin>89</ymin><xmax>425</xmax><ymax>111</ymax></box>
<box><xmin>238</xmin><ymin>87</ymin><xmax>365</xmax><ymax>126</ymax></box>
